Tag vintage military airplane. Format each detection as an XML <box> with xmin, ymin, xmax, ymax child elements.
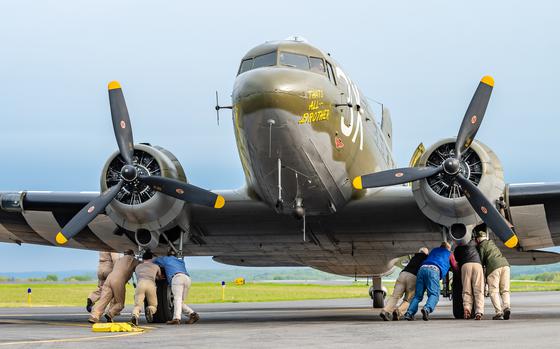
<box><xmin>2</xmin><ymin>38</ymin><xmax>560</xmax><ymax>320</ymax></box>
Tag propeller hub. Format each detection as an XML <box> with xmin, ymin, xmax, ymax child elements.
<box><xmin>121</xmin><ymin>164</ymin><xmax>138</xmax><ymax>182</ymax></box>
<box><xmin>443</xmin><ymin>158</ymin><xmax>461</xmax><ymax>175</ymax></box>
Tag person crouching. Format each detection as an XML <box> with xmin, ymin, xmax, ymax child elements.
<box><xmin>131</xmin><ymin>251</ymin><xmax>161</xmax><ymax>326</ymax></box>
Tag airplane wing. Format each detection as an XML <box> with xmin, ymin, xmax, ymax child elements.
<box><xmin>2</xmin><ymin>184</ymin><xmax>560</xmax><ymax>277</ymax></box>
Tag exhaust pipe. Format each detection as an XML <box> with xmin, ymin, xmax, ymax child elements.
<box><xmin>135</xmin><ymin>229</ymin><xmax>160</xmax><ymax>250</ymax></box>
<box><xmin>449</xmin><ymin>223</ymin><xmax>473</xmax><ymax>245</ymax></box>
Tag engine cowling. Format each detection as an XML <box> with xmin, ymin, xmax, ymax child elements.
<box><xmin>412</xmin><ymin>138</ymin><xmax>504</xmax><ymax>228</ymax></box>
<box><xmin>100</xmin><ymin>143</ymin><xmax>189</xmax><ymax>247</ymax></box>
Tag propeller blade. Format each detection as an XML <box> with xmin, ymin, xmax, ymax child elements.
<box><xmin>455</xmin><ymin>76</ymin><xmax>494</xmax><ymax>159</ymax></box>
<box><xmin>353</xmin><ymin>166</ymin><xmax>443</xmax><ymax>189</ymax></box>
<box><xmin>139</xmin><ymin>176</ymin><xmax>225</xmax><ymax>209</ymax></box>
<box><xmin>455</xmin><ymin>174</ymin><xmax>518</xmax><ymax>248</ymax></box>
<box><xmin>108</xmin><ymin>81</ymin><xmax>135</xmax><ymax>165</ymax></box>
<box><xmin>55</xmin><ymin>180</ymin><xmax>124</xmax><ymax>245</ymax></box>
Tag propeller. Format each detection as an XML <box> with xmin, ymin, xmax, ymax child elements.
<box><xmin>55</xmin><ymin>81</ymin><xmax>225</xmax><ymax>245</ymax></box>
<box><xmin>352</xmin><ymin>76</ymin><xmax>518</xmax><ymax>248</ymax></box>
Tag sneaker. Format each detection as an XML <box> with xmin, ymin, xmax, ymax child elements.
<box><xmin>88</xmin><ymin>317</ymin><xmax>99</xmax><ymax>324</ymax></box>
<box><xmin>86</xmin><ymin>298</ymin><xmax>94</xmax><ymax>313</ymax></box>
<box><xmin>404</xmin><ymin>313</ymin><xmax>414</xmax><ymax>321</ymax></box>
<box><xmin>104</xmin><ymin>314</ymin><xmax>113</xmax><ymax>323</ymax></box>
<box><xmin>492</xmin><ymin>313</ymin><xmax>504</xmax><ymax>320</ymax></box>
<box><xmin>131</xmin><ymin>316</ymin><xmax>139</xmax><ymax>326</ymax></box>
<box><xmin>392</xmin><ymin>311</ymin><xmax>399</xmax><ymax>321</ymax></box>
<box><xmin>379</xmin><ymin>311</ymin><xmax>391</xmax><ymax>321</ymax></box>
<box><xmin>186</xmin><ymin>312</ymin><xmax>200</xmax><ymax>325</ymax></box>
<box><xmin>503</xmin><ymin>308</ymin><xmax>511</xmax><ymax>320</ymax></box>
<box><xmin>166</xmin><ymin>319</ymin><xmax>181</xmax><ymax>325</ymax></box>
<box><xmin>421</xmin><ymin>308</ymin><xmax>430</xmax><ymax>321</ymax></box>
<box><xmin>145</xmin><ymin>309</ymin><xmax>154</xmax><ymax>323</ymax></box>
<box><xmin>474</xmin><ymin>313</ymin><xmax>483</xmax><ymax>320</ymax></box>
<box><xmin>463</xmin><ymin>309</ymin><xmax>471</xmax><ymax>319</ymax></box>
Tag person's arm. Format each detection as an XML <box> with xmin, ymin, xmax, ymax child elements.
<box><xmin>449</xmin><ymin>253</ymin><xmax>458</xmax><ymax>271</ymax></box>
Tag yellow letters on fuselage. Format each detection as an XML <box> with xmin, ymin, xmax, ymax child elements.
<box><xmin>299</xmin><ymin>89</ymin><xmax>329</xmax><ymax>124</ymax></box>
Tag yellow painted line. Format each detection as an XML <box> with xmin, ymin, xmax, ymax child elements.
<box><xmin>0</xmin><ymin>331</ymin><xmax>143</xmax><ymax>346</ymax></box>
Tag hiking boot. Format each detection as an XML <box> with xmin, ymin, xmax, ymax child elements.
<box><xmin>463</xmin><ymin>309</ymin><xmax>471</xmax><ymax>319</ymax></box>
<box><xmin>145</xmin><ymin>309</ymin><xmax>154</xmax><ymax>323</ymax></box>
<box><xmin>421</xmin><ymin>308</ymin><xmax>430</xmax><ymax>321</ymax></box>
<box><xmin>392</xmin><ymin>311</ymin><xmax>399</xmax><ymax>321</ymax></box>
<box><xmin>474</xmin><ymin>313</ymin><xmax>483</xmax><ymax>320</ymax></box>
<box><xmin>88</xmin><ymin>317</ymin><xmax>99</xmax><ymax>324</ymax></box>
<box><xmin>104</xmin><ymin>314</ymin><xmax>113</xmax><ymax>323</ymax></box>
<box><xmin>131</xmin><ymin>316</ymin><xmax>139</xmax><ymax>326</ymax></box>
<box><xmin>404</xmin><ymin>313</ymin><xmax>414</xmax><ymax>321</ymax></box>
<box><xmin>493</xmin><ymin>313</ymin><xmax>504</xmax><ymax>320</ymax></box>
<box><xmin>186</xmin><ymin>312</ymin><xmax>200</xmax><ymax>324</ymax></box>
<box><xmin>166</xmin><ymin>319</ymin><xmax>181</xmax><ymax>325</ymax></box>
<box><xmin>379</xmin><ymin>311</ymin><xmax>391</xmax><ymax>321</ymax></box>
<box><xmin>503</xmin><ymin>308</ymin><xmax>511</xmax><ymax>320</ymax></box>
<box><xmin>86</xmin><ymin>298</ymin><xmax>94</xmax><ymax>313</ymax></box>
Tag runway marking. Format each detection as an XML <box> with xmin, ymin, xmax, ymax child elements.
<box><xmin>0</xmin><ymin>318</ymin><xmax>150</xmax><ymax>346</ymax></box>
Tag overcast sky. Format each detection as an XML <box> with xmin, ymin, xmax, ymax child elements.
<box><xmin>0</xmin><ymin>1</ymin><xmax>559</xmax><ymax>272</ymax></box>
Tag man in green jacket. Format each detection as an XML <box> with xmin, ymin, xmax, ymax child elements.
<box><xmin>474</xmin><ymin>225</ymin><xmax>511</xmax><ymax>320</ymax></box>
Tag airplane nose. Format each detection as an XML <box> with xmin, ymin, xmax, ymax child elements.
<box><xmin>232</xmin><ymin>67</ymin><xmax>308</xmax><ymax>103</ymax></box>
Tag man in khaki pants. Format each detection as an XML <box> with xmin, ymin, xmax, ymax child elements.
<box><xmin>380</xmin><ymin>247</ymin><xmax>428</xmax><ymax>321</ymax></box>
<box><xmin>475</xmin><ymin>226</ymin><xmax>511</xmax><ymax>320</ymax></box>
<box><xmin>131</xmin><ymin>251</ymin><xmax>161</xmax><ymax>326</ymax></box>
<box><xmin>87</xmin><ymin>252</ymin><xmax>121</xmax><ymax>312</ymax></box>
<box><xmin>89</xmin><ymin>250</ymin><xmax>139</xmax><ymax>323</ymax></box>
<box><xmin>454</xmin><ymin>239</ymin><xmax>484</xmax><ymax>319</ymax></box>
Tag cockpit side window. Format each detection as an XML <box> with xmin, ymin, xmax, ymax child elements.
<box><xmin>253</xmin><ymin>51</ymin><xmax>277</xmax><ymax>69</ymax></box>
<box><xmin>279</xmin><ymin>52</ymin><xmax>310</xmax><ymax>70</ymax></box>
<box><xmin>310</xmin><ymin>57</ymin><xmax>326</xmax><ymax>74</ymax></box>
<box><xmin>238</xmin><ymin>58</ymin><xmax>253</xmax><ymax>75</ymax></box>
<box><xmin>326</xmin><ymin>62</ymin><xmax>336</xmax><ymax>85</ymax></box>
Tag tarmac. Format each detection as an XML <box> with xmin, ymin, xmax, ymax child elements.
<box><xmin>0</xmin><ymin>292</ymin><xmax>559</xmax><ymax>348</ymax></box>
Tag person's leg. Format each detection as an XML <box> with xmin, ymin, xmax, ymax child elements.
<box><xmin>397</xmin><ymin>273</ymin><xmax>416</xmax><ymax>317</ymax></box>
<box><xmin>406</xmin><ymin>269</ymin><xmax>426</xmax><ymax>316</ymax></box>
<box><xmin>487</xmin><ymin>268</ymin><xmax>502</xmax><ymax>315</ymax></box>
<box><xmin>423</xmin><ymin>269</ymin><xmax>441</xmax><ymax>313</ymax></box>
<box><xmin>145</xmin><ymin>282</ymin><xmax>158</xmax><ymax>316</ymax></box>
<box><xmin>500</xmin><ymin>266</ymin><xmax>511</xmax><ymax>311</ymax></box>
<box><xmin>473</xmin><ymin>264</ymin><xmax>485</xmax><ymax>315</ymax></box>
<box><xmin>383</xmin><ymin>272</ymin><xmax>406</xmax><ymax>314</ymax></box>
<box><xmin>132</xmin><ymin>282</ymin><xmax>146</xmax><ymax>318</ymax></box>
<box><xmin>171</xmin><ymin>275</ymin><xmax>185</xmax><ymax>320</ymax></box>
<box><xmin>90</xmin><ymin>283</ymin><xmax>113</xmax><ymax>321</ymax></box>
<box><xmin>181</xmin><ymin>275</ymin><xmax>194</xmax><ymax>315</ymax></box>
<box><xmin>461</xmin><ymin>263</ymin><xmax>474</xmax><ymax>317</ymax></box>
<box><xmin>107</xmin><ymin>280</ymin><xmax>126</xmax><ymax>318</ymax></box>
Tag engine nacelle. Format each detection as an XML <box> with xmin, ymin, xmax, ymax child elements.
<box><xmin>100</xmin><ymin>143</ymin><xmax>189</xmax><ymax>237</ymax></box>
<box><xmin>412</xmin><ymin>138</ymin><xmax>505</xmax><ymax>227</ymax></box>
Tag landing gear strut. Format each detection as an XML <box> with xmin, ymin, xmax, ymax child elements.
<box><xmin>369</xmin><ymin>276</ymin><xmax>386</xmax><ymax>308</ymax></box>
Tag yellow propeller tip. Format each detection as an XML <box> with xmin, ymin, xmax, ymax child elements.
<box><xmin>352</xmin><ymin>177</ymin><xmax>363</xmax><ymax>190</ymax></box>
<box><xmin>214</xmin><ymin>195</ymin><xmax>225</xmax><ymax>209</ymax></box>
<box><xmin>481</xmin><ymin>75</ymin><xmax>494</xmax><ymax>87</ymax></box>
<box><xmin>504</xmin><ymin>235</ymin><xmax>518</xmax><ymax>249</ymax></box>
<box><xmin>55</xmin><ymin>232</ymin><xmax>68</xmax><ymax>245</ymax></box>
<box><xmin>108</xmin><ymin>81</ymin><xmax>121</xmax><ymax>90</ymax></box>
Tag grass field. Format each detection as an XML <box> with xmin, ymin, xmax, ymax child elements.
<box><xmin>0</xmin><ymin>280</ymin><xmax>559</xmax><ymax>307</ymax></box>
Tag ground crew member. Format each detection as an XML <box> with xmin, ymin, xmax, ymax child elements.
<box><xmin>474</xmin><ymin>225</ymin><xmax>511</xmax><ymax>320</ymax></box>
<box><xmin>153</xmin><ymin>250</ymin><xmax>199</xmax><ymax>325</ymax></box>
<box><xmin>404</xmin><ymin>242</ymin><xmax>457</xmax><ymax>321</ymax></box>
<box><xmin>87</xmin><ymin>251</ymin><xmax>121</xmax><ymax>312</ymax></box>
<box><xmin>89</xmin><ymin>250</ymin><xmax>139</xmax><ymax>323</ymax></box>
<box><xmin>379</xmin><ymin>247</ymin><xmax>429</xmax><ymax>321</ymax></box>
<box><xmin>131</xmin><ymin>251</ymin><xmax>161</xmax><ymax>326</ymax></box>
<box><xmin>454</xmin><ymin>239</ymin><xmax>484</xmax><ymax>320</ymax></box>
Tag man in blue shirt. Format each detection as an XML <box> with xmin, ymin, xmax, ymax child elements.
<box><xmin>153</xmin><ymin>250</ymin><xmax>199</xmax><ymax>325</ymax></box>
<box><xmin>404</xmin><ymin>242</ymin><xmax>457</xmax><ymax>321</ymax></box>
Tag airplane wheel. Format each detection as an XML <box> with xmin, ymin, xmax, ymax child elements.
<box><xmin>147</xmin><ymin>279</ymin><xmax>174</xmax><ymax>323</ymax></box>
<box><xmin>373</xmin><ymin>290</ymin><xmax>385</xmax><ymax>309</ymax></box>
<box><xmin>452</xmin><ymin>269</ymin><xmax>463</xmax><ymax>319</ymax></box>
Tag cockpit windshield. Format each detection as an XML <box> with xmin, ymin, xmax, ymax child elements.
<box><xmin>279</xmin><ymin>52</ymin><xmax>309</xmax><ymax>70</ymax></box>
<box><xmin>237</xmin><ymin>50</ymin><xmax>328</xmax><ymax>77</ymax></box>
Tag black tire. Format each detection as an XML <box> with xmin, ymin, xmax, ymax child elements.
<box><xmin>147</xmin><ymin>279</ymin><xmax>174</xmax><ymax>323</ymax></box>
<box><xmin>373</xmin><ymin>290</ymin><xmax>385</xmax><ymax>309</ymax></box>
<box><xmin>452</xmin><ymin>269</ymin><xmax>464</xmax><ymax>319</ymax></box>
